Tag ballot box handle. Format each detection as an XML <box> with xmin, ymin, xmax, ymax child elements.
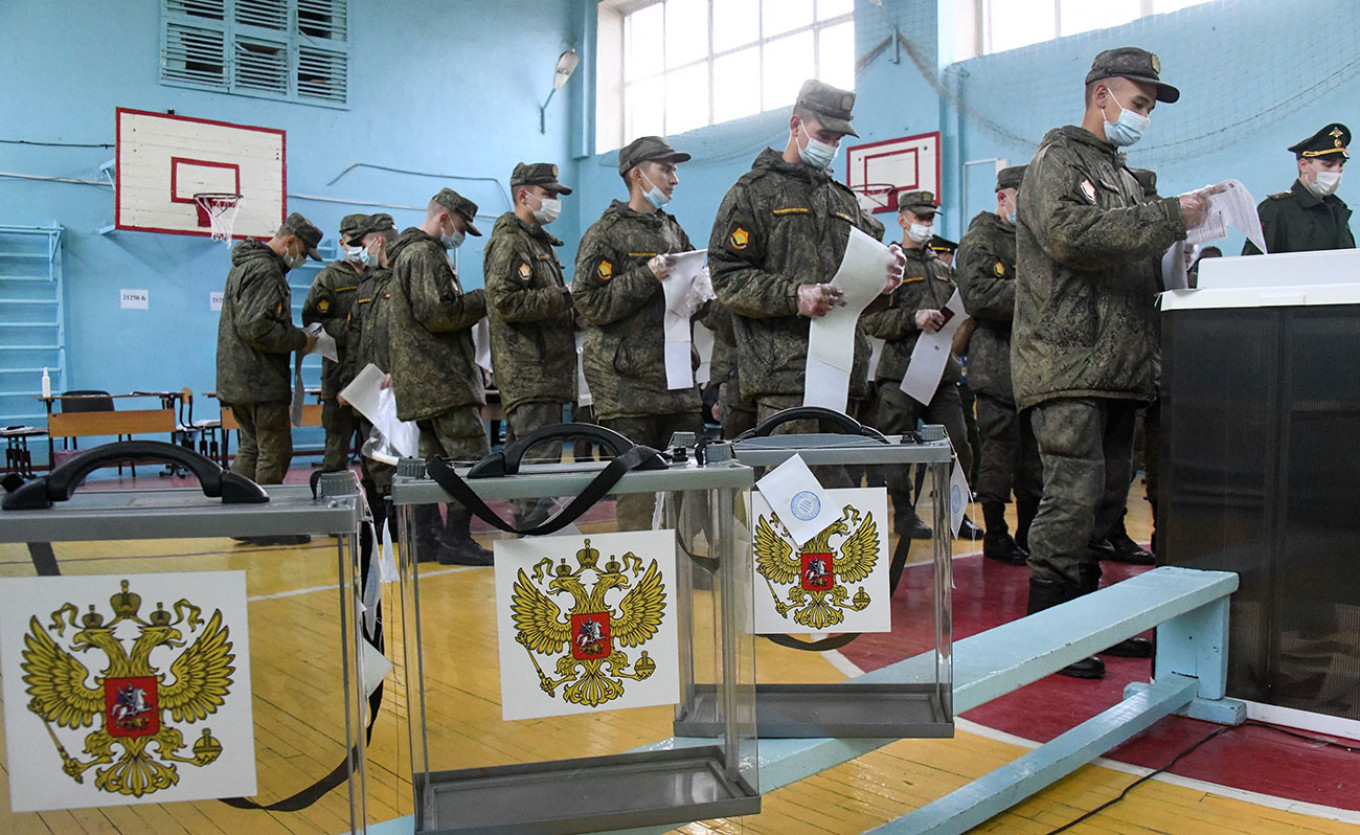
<box><xmin>736</xmin><ymin>405</ymin><xmax>887</xmax><ymax>442</ymax></box>
<box><xmin>467</xmin><ymin>422</ymin><xmax>656</xmax><ymax>478</ymax></box>
<box><xmin>2</xmin><ymin>440</ymin><xmax>268</xmax><ymax>510</ymax></box>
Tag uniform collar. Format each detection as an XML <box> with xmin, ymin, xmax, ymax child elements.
<box><xmin>1291</xmin><ymin>178</ymin><xmax>1327</xmax><ymax>208</ymax></box>
<box><xmin>509</xmin><ymin>212</ymin><xmax>564</xmax><ymax>247</ymax></box>
<box><xmin>755</xmin><ymin>146</ymin><xmax>829</xmax><ymax>184</ymax></box>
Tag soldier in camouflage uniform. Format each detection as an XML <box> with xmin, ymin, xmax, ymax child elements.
<box><xmin>574</xmin><ymin>136</ymin><xmax>706</xmax><ymax>530</ymax></box>
<box><xmin>863</xmin><ymin>190</ymin><xmax>977</xmax><ymax>538</ymax></box>
<box><xmin>302</xmin><ymin>213</ymin><xmax>366</xmax><ymax>471</ymax></box>
<box><xmin>216</xmin><ymin>212</ymin><xmax>321</xmax><ymax>485</ymax></box>
<box><xmin>388</xmin><ymin>189</ymin><xmax>492</xmax><ymax>565</ymax></box>
<box><xmin>708</xmin><ymin>79</ymin><xmax>903</xmax><ymax>435</ymax></box>
<box><xmin>1243</xmin><ymin>123</ymin><xmax>1352</xmax><ymax>255</ymax></box>
<box><xmin>484</xmin><ymin>162</ymin><xmax>576</xmax><ymax>528</ymax></box>
<box><xmin>337</xmin><ymin>214</ymin><xmax>399</xmax><ymax>540</ymax></box>
<box><xmin>1014</xmin><ymin>48</ymin><xmax>1210</xmax><ymax>677</ymax></box>
<box><xmin>955</xmin><ymin>166</ymin><xmax>1042</xmax><ymax>565</ymax></box>
<box><xmin>704</xmin><ymin>301</ymin><xmax>756</xmax><ymax>438</ymax></box>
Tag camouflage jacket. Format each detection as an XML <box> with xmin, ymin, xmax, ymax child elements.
<box><xmin>1243</xmin><ymin>179</ymin><xmax>1354</xmax><ymax>255</ymax></box>
<box><xmin>705</xmin><ymin>300</ymin><xmax>740</xmax><ymax>392</ymax></box>
<box><xmin>387</xmin><ymin>228</ymin><xmax>486</xmax><ymax>422</ymax></box>
<box><xmin>573</xmin><ymin>200</ymin><xmax>700</xmax><ymax>421</ymax></box>
<box><xmin>215</xmin><ymin>239</ymin><xmax>308</xmax><ymax>406</ymax></box>
<box><xmin>483</xmin><ymin>212</ymin><xmax>576</xmax><ymax>411</ymax></box>
<box><xmin>339</xmin><ymin>266</ymin><xmax>393</xmax><ymax>388</ymax></box>
<box><xmin>1013</xmin><ymin>126</ymin><xmax>1186</xmax><ymax>409</ymax></box>
<box><xmin>861</xmin><ymin>244</ymin><xmax>961</xmax><ymax>387</ymax></box>
<box><xmin>301</xmin><ymin>260</ymin><xmax>362</xmax><ymax>399</ymax></box>
<box><xmin>708</xmin><ymin>148</ymin><xmax>877</xmax><ymax>403</ymax></box>
<box><xmin>955</xmin><ymin>211</ymin><xmax>1018</xmax><ymax>401</ymax></box>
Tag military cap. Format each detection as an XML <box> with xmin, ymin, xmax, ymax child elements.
<box><xmin>1085</xmin><ymin>46</ymin><xmax>1179</xmax><ymax>103</ymax></box>
<box><xmin>1289</xmin><ymin>123</ymin><xmax>1350</xmax><ymax>160</ymax></box>
<box><xmin>1129</xmin><ymin>168</ymin><xmax>1159</xmax><ymax>199</ymax></box>
<box><xmin>796</xmin><ymin>79</ymin><xmax>859</xmax><ymax>138</ymax></box>
<box><xmin>338</xmin><ymin>213</ymin><xmax>368</xmax><ymax>243</ymax></box>
<box><xmin>928</xmin><ymin>234</ymin><xmax>958</xmax><ymax>255</ymax></box>
<box><xmin>896</xmin><ymin>189</ymin><xmax>940</xmax><ymax>216</ymax></box>
<box><xmin>510</xmin><ymin>162</ymin><xmax>573</xmax><ymax>196</ymax></box>
<box><xmin>431</xmin><ymin>187</ymin><xmax>483</xmax><ymax>237</ymax></box>
<box><xmin>618</xmin><ymin>135</ymin><xmax>692</xmax><ymax>175</ymax></box>
<box><xmin>279</xmin><ymin>212</ymin><xmax>323</xmax><ymax>260</ymax></box>
<box><xmin>365</xmin><ymin>213</ymin><xmax>396</xmax><ymax>234</ymax></box>
<box><xmin>996</xmin><ymin>165</ymin><xmax>1027</xmax><ymax>192</ymax></box>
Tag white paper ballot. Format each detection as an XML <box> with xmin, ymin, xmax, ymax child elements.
<box><xmin>305</xmin><ymin>322</ymin><xmax>338</xmax><ymax>362</ymax></box>
<box><xmin>575</xmin><ymin>330</ymin><xmax>592</xmax><ymax>407</ymax></box>
<box><xmin>755</xmin><ymin>454</ymin><xmax>840</xmax><ymax>549</ymax></box>
<box><xmin>804</xmin><ymin>226</ymin><xmax>896</xmax><ymax>410</ymax></box>
<box><xmin>949</xmin><ymin>453</ymin><xmax>971</xmax><ymax>539</ymax></box>
<box><xmin>1186</xmin><ymin>179</ymin><xmax>1267</xmax><ymax>254</ymax></box>
<box><xmin>1161</xmin><ymin>242</ymin><xmax>1191</xmax><ymax>291</ymax></box>
<box><xmin>472</xmin><ymin>317</ymin><xmax>492</xmax><ymax>374</ymax></box>
<box><xmin>693</xmin><ymin>321</ymin><xmax>715</xmax><ymax>386</ymax></box>
<box><xmin>339</xmin><ymin>362</ymin><xmax>419</xmax><ymax>459</ymax></box>
<box><xmin>660</xmin><ymin>250</ymin><xmax>711</xmax><ymax>390</ymax></box>
<box><xmin>290</xmin><ymin>366</ymin><xmax>306</xmax><ymax>427</ymax></box>
<box><xmin>900</xmin><ymin>289</ymin><xmax>969</xmax><ymax>404</ymax></box>
<box><xmin>866</xmin><ymin>336</ymin><xmax>886</xmax><ymax>381</ymax></box>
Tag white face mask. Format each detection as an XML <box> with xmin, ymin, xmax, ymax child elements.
<box><xmin>797</xmin><ymin>121</ymin><xmax>839</xmax><ymax>170</ymax></box>
<box><xmin>1307</xmin><ymin>168</ymin><xmax>1343</xmax><ymax>198</ymax></box>
<box><xmin>907</xmin><ymin>222</ymin><xmax>933</xmax><ymax>244</ymax></box>
<box><xmin>344</xmin><ymin>243</ymin><xmax>366</xmax><ymax>265</ymax></box>
<box><xmin>1102</xmin><ymin>89</ymin><xmax>1150</xmax><ymax>148</ymax></box>
<box><xmin>530</xmin><ymin>193</ymin><xmax>562</xmax><ymax>225</ymax></box>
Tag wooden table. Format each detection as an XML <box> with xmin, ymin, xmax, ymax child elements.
<box><xmin>38</xmin><ymin>392</ymin><xmax>186</xmax><ymax>472</ymax></box>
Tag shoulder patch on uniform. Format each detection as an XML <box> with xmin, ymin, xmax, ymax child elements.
<box><xmin>317</xmin><ymin>299</ymin><xmax>330</xmax><ymax>313</ymax></box>
<box><xmin>1268</xmin><ymin>191</ymin><xmax>1292</xmax><ymax>200</ymax></box>
<box><xmin>597</xmin><ymin>260</ymin><xmax>613</xmax><ymax>280</ymax></box>
<box><xmin>772</xmin><ymin>206</ymin><xmax>811</xmax><ymax>215</ymax></box>
<box><xmin>1079</xmin><ymin>179</ymin><xmax>1097</xmax><ymax>205</ymax></box>
<box><xmin>518</xmin><ymin>262</ymin><xmax>532</xmax><ymax>280</ymax></box>
<box><xmin>994</xmin><ymin>260</ymin><xmax>1006</xmax><ymax>277</ymax></box>
<box><xmin>729</xmin><ymin>226</ymin><xmax>749</xmax><ymax>249</ymax></box>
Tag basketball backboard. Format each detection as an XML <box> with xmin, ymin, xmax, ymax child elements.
<box><xmin>846</xmin><ymin>131</ymin><xmax>941</xmax><ymax>214</ymax></box>
<box><xmin>115</xmin><ymin>108</ymin><xmax>286</xmax><ymax>240</ymax></box>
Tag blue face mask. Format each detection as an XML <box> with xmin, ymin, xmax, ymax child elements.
<box><xmin>797</xmin><ymin>121</ymin><xmax>839</xmax><ymax>170</ymax></box>
<box><xmin>440</xmin><ymin>227</ymin><xmax>465</xmax><ymax>250</ymax></box>
<box><xmin>358</xmin><ymin>245</ymin><xmax>375</xmax><ymax>268</ymax></box>
<box><xmin>1102</xmin><ymin>90</ymin><xmax>1149</xmax><ymax>148</ymax></box>
<box><xmin>344</xmin><ymin>243</ymin><xmax>366</xmax><ymax>265</ymax></box>
<box><xmin>640</xmin><ymin>170</ymin><xmax>671</xmax><ymax>209</ymax></box>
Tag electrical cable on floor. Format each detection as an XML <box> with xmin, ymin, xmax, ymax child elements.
<box><xmin>1042</xmin><ymin>724</ymin><xmax>1234</xmax><ymax>835</ymax></box>
<box><xmin>1244</xmin><ymin>719</ymin><xmax>1360</xmax><ymax>753</ymax></box>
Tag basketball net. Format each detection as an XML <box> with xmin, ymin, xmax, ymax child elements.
<box><xmin>194</xmin><ymin>193</ymin><xmax>243</xmax><ymax>242</ymax></box>
<box><xmin>850</xmin><ymin>183</ymin><xmax>895</xmax><ymax>214</ymax></box>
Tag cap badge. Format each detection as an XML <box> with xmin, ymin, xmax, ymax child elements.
<box><xmin>922</xmin><ymin>191</ymin><xmax>934</xmax><ymax>203</ymax></box>
<box><xmin>730</xmin><ymin>226</ymin><xmax>749</xmax><ymax>250</ymax></box>
<box><xmin>518</xmin><ymin>262</ymin><xmax>532</xmax><ymax>280</ymax></box>
<box><xmin>1150</xmin><ymin>54</ymin><xmax>1161</xmax><ymax>74</ymax></box>
<box><xmin>597</xmin><ymin>260</ymin><xmax>613</xmax><ymax>281</ymax></box>
<box><xmin>841</xmin><ymin>94</ymin><xmax>854</xmax><ymax>110</ymax></box>
<box><xmin>550</xmin><ymin>164</ymin><xmax>559</xmax><ymax>177</ymax></box>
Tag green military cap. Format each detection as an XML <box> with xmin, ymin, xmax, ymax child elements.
<box><xmin>1289</xmin><ymin>123</ymin><xmax>1350</xmax><ymax>160</ymax></box>
<box><xmin>796</xmin><ymin>79</ymin><xmax>859</xmax><ymax>137</ymax></box>
<box><xmin>618</xmin><ymin>135</ymin><xmax>692</xmax><ymax>175</ymax></box>
<box><xmin>1129</xmin><ymin>168</ymin><xmax>1159</xmax><ymax>199</ymax></box>
<box><xmin>928</xmin><ymin>234</ymin><xmax>958</xmax><ymax>255</ymax></box>
<box><xmin>996</xmin><ymin>165</ymin><xmax>1027</xmax><ymax>191</ymax></box>
<box><xmin>279</xmin><ymin>212</ymin><xmax>323</xmax><ymax>260</ymax></box>
<box><xmin>431</xmin><ymin>187</ymin><xmax>483</xmax><ymax>237</ymax></box>
<box><xmin>896</xmin><ymin>189</ymin><xmax>939</xmax><ymax>216</ymax></box>
<box><xmin>1085</xmin><ymin>46</ymin><xmax>1179</xmax><ymax>103</ymax></box>
<box><xmin>338</xmin><ymin>213</ymin><xmax>368</xmax><ymax>243</ymax></box>
<box><xmin>365</xmin><ymin>213</ymin><xmax>396</xmax><ymax>234</ymax></box>
<box><xmin>510</xmin><ymin>161</ymin><xmax>573</xmax><ymax>196</ymax></box>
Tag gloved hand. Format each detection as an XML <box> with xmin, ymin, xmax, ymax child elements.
<box><xmin>797</xmin><ymin>283</ymin><xmax>846</xmax><ymax>318</ymax></box>
<box><xmin>648</xmin><ymin>254</ymin><xmax>672</xmax><ymax>280</ymax></box>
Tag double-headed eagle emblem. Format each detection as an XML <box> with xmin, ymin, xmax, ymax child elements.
<box><xmin>510</xmin><ymin>539</ymin><xmax>665</xmax><ymax>708</ymax></box>
<box><xmin>755</xmin><ymin>505</ymin><xmax>879</xmax><ymax>629</ymax></box>
<box><xmin>21</xmin><ymin>579</ymin><xmax>234</xmax><ymax>798</ymax></box>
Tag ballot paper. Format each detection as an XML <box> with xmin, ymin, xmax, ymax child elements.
<box><xmin>339</xmin><ymin>362</ymin><xmax>419</xmax><ymax>459</ymax></box>
<box><xmin>805</xmin><ymin>226</ymin><xmax>896</xmax><ymax>411</ymax></box>
<box><xmin>866</xmin><ymin>336</ymin><xmax>886</xmax><ymax>381</ymax></box>
<box><xmin>291</xmin><ymin>361</ymin><xmax>306</xmax><ymax>427</ymax></box>
<box><xmin>305</xmin><ymin>321</ymin><xmax>338</xmax><ymax>362</ymax></box>
<box><xmin>472</xmin><ymin>317</ymin><xmax>492</xmax><ymax>374</ymax></box>
<box><xmin>1162</xmin><ymin>180</ymin><xmax>1267</xmax><ymax>291</ymax></box>
<box><xmin>693</xmin><ymin>321</ymin><xmax>715</xmax><ymax>386</ymax></box>
<box><xmin>900</xmin><ymin>289</ymin><xmax>969</xmax><ymax>404</ymax></box>
<box><xmin>661</xmin><ymin>249</ymin><xmax>710</xmax><ymax>389</ymax></box>
<box><xmin>949</xmin><ymin>452</ymin><xmax>971</xmax><ymax>539</ymax></box>
<box><xmin>574</xmin><ymin>330</ymin><xmax>592</xmax><ymax>407</ymax></box>
<box><xmin>754</xmin><ymin>454</ymin><xmax>839</xmax><ymax>549</ymax></box>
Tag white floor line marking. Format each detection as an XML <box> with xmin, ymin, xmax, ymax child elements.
<box><xmin>247</xmin><ymin>566</ymin><xmax>478</xmax><ymax>602</ymax></box>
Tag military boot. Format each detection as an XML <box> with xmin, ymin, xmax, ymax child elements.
<box><xmin>439</xmin><ymin>507</ymin><xmax>494</xmax><ymax>566</ymax></box>
<box><xmin>1091</xmin><ymin>512</ymin><xmax>1154</xmax><ymax>565</ymax></box>
<box><xmin>889</xmin><ymin>488</ymin><xmax>933</xmax><ymax>540</ymax></box>
<box><xmin>1014</xmin><ymin>492</ymin><xmax>1039</xmax><ymax>552</ymax></box>
<box><xmin>981</xmin><ymin>500</ymin><xmax>1028</xmax><ymax>565</ymax></box>
<box><xmin>1079</xmin><ymin>563</ymin><xmax>1152</xmax><ymax>658</ymax></box>
<box><xmin>1026</xmin><ymin>577</ymin><xmax>1104</xmax><ymax>679</ymax></box>
<box><xmin>409</xmin><ymin>504</ymin><xmax>445</xmax><ymax>563</ymax></box>
<box><xmin>958</xmin><ymin>514</ymin><xmax>985</xmax><ymax>540</ymax></box>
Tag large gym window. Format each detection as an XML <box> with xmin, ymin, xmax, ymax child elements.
<box><xmin>953</xmin><ymin>0</ymin><xmax>1214</xmax><ymax>59</ymax></box>
<box><xmin>161</xmin><ymin>0</ymin><xmax>349</xmax><ymax>107</ymax></box>
<box><xmin>596</xmin><ymin>0</ymin><xmax>855</xmax><ymax>154</ymax></box>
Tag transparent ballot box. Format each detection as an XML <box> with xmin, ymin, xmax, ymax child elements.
<box><xmin>0</xmin><ymin>443</ymin><xmax>372</xmax><ymax>834</ymax></box>
<box><xmin>674</xmin><ymin>415</ymin><xmax>954</xmax><ymax>739</ymax></box>
<box><xmin>390</xmin><ymin>437</ymin><xmax>760</xmax><ymax>835</ymax></box>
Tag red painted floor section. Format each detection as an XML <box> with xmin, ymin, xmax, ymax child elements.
<box><xmin>840</xmin><ymin>549</ymin><xmax>1360</xmax><ymax>813</ymax></box>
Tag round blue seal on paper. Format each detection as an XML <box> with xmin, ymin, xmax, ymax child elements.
<box><xmin>951</xmin><ymin>483</ymin><xmax>963</xmax><ymax>512</ymax></box>
<box><xmin>790</xmin><ymin>490</ymin><xmax>821</xmax><ymax>521</ymax></box>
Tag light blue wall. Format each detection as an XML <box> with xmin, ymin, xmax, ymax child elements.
<box><xmin>0</xmin><ymin>0</ymin><xmax>586</xmax><ymax>437</ymax></box>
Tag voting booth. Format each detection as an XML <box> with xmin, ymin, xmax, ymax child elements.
<box><xmin>673</xmin><ymin>412</ymin><xmax>955</xmax><ymax>739</ymax></box>
<box><xmin>0</xmin><ymin>443</ymin><xmax>374</xmax><ymax>833</ymax></box>
<box><xmin>1161</xmin><ymin>249</ymin><xmax>1360</xmax><ymax>725</ymax></box>
<box><xmin>390</xmin><ymin>429</ymin><xmax>760</xmax><ymax>834</ymax></box>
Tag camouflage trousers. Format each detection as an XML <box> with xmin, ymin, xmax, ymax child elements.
<box><xmin>719</xmin><ymin>381</ymin><xmax>757</xmax><ymax>440</ymax></box>
<box><xmin>1141</xmin><ymin>399</ymin><xmax>1160</xmax><ymax>509</ymax></box>
<box><xmin>416</xmin><ymin>406</ymin><xmax>491</xmax><ymax>465</ymax></box>
<box><xmin>505</xmin><ymin>400</ymin><xmax>567</xmax><ymax>524</ymax></box>
<box><xmin>974</xmin><ymin>393</ymin><xmax>1043</xmax><ymax>507</ymax></box>
<box><xmin>600</xmin><ymin>412</ymin><xmax>705</xmax><ymax>532</ymax></box>
<box><xmin>321</xmin><ymin>398</ymin><xmax>357</xmax><ymax>471</ymax></box>
<box><xmin>755</xmin><ymin>393</ymin><xmax>872</xmax><ymax>435</ymax></box>
<box><xmin>229</xmin><ymin>400</ymin><xmax>292</xmax><ymax>485</ymax></box>
<box><xmin>876</xmin><ymin>381</ymin><xmax>974</xmax><ymax>492</ymax></box>
<box><xmin>1027</xmin><ymin>397</ymin><xmax>1139</xmax><ymax>586</ymax></box>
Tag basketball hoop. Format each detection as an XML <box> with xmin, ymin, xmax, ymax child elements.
<box><xmin>193</xmin><ymin>192</ymin><xmax>243</xmax><ymax>242</ymax></box>
<box><xmin>850</xmin><ymin>183</ymin><xmax>897</xmax><ymax>214</ymax></box>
